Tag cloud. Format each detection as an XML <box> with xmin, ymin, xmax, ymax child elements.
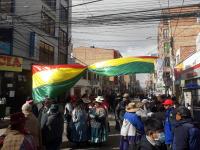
<box><xmin>120</xmin><ymin>45</ymin><xmax>157</xmax><ymax>56</ymax></box>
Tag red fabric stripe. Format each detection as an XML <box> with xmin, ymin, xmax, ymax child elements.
<box><xmin>32</xmin><ymin>64</ymin><xmax>87</xmax><ymax>75</ymax></box>
<box><xmin>182</xmin><ymin>63</ymin><xmax>200</xmax><ymax>74</ymax></box>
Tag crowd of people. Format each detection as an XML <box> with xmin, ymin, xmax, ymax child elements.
<box><xmin>116</xmin><ymin>93</ymin><xmax>200</xmax><ymax>150</ymax></box>
<box><xmin>0</xmin><ymin>95</ymin><xmax>110</xmax><ymax>150</ymax></box>
<box><xmin>0</xmin><ymin>92</ymin><xmax>200</xmax><ymax>150</ymax></box>
<box><xmin>66</xmin><ymin>95</ymin><xmax>109</xmax><ymax>145</ymax></box>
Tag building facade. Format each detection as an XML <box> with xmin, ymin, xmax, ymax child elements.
<box><xmin>158</xmin><ymin>4</ymin><xmax>200</xmax><ymax>120</ymax></box>
<box><xmin>0</xmin><ymin>0</ymin><xmax>72</xmax><ymax>113</ymax></box>
<box><xmin>157</xmin><ymin>4</ymin><xmax>200</xmax><ymax>95</ymax></box>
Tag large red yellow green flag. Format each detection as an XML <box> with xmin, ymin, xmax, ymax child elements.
<box><xmin>32</xmin><ymin>64</ymin><xmax>86</xmax><ymax>102</ymax></box>
<box><xmin>88</xmin><ymin>56</ymin><xmax>157</xmax><ymax>76</ymax></box>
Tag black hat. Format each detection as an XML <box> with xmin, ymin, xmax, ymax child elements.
<box><xmin>176</xmin><ymin>106</ymin><xmax>191</xmax><ymax>118</ymax></box>
<box><xmin>50</xmin><ymin>104</ymin><xmax>59</xmax><ymax>113</ymax></box>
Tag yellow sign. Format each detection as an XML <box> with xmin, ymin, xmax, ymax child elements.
<box><xmin>0</xmin><ymin>55</ymin><xmax>23</xmax><ymax>72</ymax></box>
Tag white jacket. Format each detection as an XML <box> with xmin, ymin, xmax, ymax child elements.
<box><xmin>120</xmin><ymin>119</ymin><xmax>137</xmax><ymax>136</ymax></box>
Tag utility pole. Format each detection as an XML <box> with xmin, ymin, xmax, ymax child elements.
<box><xmin>170</xmin><ymin>37</ymin><xmax>176</xmax><ymax>95</ymax></box>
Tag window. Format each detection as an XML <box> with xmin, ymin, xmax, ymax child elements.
<box><xmin>59</xmin><ymin>30</ymin><xmax>67</xmax><ymax>48</ymax></box>
<box><xmin>164</xmin><ymin>42</ymin><xmax>170</xmax><ymax>54</ymax></box>
<box><xmin>41</xmin><ymin>12</ymin><xmax>55</xmax><ymax>36</ymax></box>
<box><xmin>58</xmin><ymin>51</ymin><xmax>67</xmax><ymax>64</ymax></box>
<box><xmin>0</xmin><ymin>0</ymin><xmax>13</xmax><ymax>13</ymax></box>
<box><xmin>176</xmin><ymin>55</ymin><xmax>180</xmax><ymax>64</ymax></box>
<box><xmin>0</xmin><ymin>28</ymin><xmax>12</xmax><ymax>55</ymax></box>
<box><xmin>164</xmin><ymin>57</ymin><xmax>170</xmax><ymax>67</ymax></box>
<box><xmin>60</xmin><ymin>5</ymin><xmax>68</xmax><ymax>22</ymax></box>
<box><xmin>39</xmin><ymin>41</ymin><xmax>54</xmax><ymax>64</ymax></box>
<box><xmin>82</xmin><ymin>71</ymin><xmax>87</xmax><ymax>80</ymax></box>
<box><xmin>96</xmin><ymin>75</ymin><xmax>99</xmax><ymax>81</ymax></box>
<box><xmin>163</xmin><ymin>29</ymin><xmax>169</xmax><ymax>39</ymax></box>
<box><xmin>163</xmin><ymin>72</ymin><xmax>171</xmax><ymax>85</ymax></box>
<box><xmin>88</xmin><ymin>72</ymin><xmax>91</xmax><ymax>81</ymax></box>
<box><xmin>163</xmin><ymin>19</ymin><xmax>169</xmax><ymax>25</ymax></box>
<box><xmin>42</xmin><ymin>0</ymin><xmax>56</xmax><ymax>10</ymax></box>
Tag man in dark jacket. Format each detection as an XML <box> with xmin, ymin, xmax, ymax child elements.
<box><xmin>42</xmin><ymin>104</ymin><xmax>64</xmax><ymax>150</ymax></box>
<box><xmin>137</xmin><ymin>118</ymin><xmax>167</xmax><ymax>150</ymax></box>
<box><xmin>115</xmin><ymin>93</ymin><xmax>130</xmax><ymax>129</ymax></box>
<box><xmin>38</xmin><ymin>99</ymin><xmax>52</xmax><ymax>128</ymax></box>
<box><xmin>173</xmin><ymin>106</ymin><xmax>200</xmax><ymax>150</ymax></box>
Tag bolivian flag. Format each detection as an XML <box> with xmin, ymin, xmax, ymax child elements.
<box><xmin>88</xmin><ymin>56</ymin><xmax>157</xmax><ymax>76</ymax></box>
<box><xmin>32</xmin><ymin>64</ymin><xmax>86</xmax><ymax>102</ymax></box>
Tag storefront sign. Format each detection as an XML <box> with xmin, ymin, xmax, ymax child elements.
<box><xmin>176</xmin><ymin>51</ymin><xmax>200</xmax><ymax>80</ymax></box>
<box><xmin>186</xmin><ymin>72</ymin><xmax>198</xmax><ymax>78</ymax></box>
<box><xmin>181</xmin><ymin>63</ymin><xmax>200</xmax><ymax>80</ymax></box>
<box><xmin>183</xmin><ymin>50</ymin><xmax>200</xmax><ymax>70</ymax></box>
<box><xmin>0</xmin><ymin>55</ymin><xmax>23</xmax><ymax>72</ymax></box>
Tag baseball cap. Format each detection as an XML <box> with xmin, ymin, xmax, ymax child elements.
<box><xmin>162</xmin><ymin>99</ymin><xmax>173</xmax><ymax>105</ymax></box>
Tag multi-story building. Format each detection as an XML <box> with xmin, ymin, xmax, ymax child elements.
<box><xmin>157</xmin><ymin>4</ymin><xmax>200</xmax><ymax>95</ymax></box>
<box><xmin>158</xmin><ymin>4</ymin><xmax>200</xmax><ymax>121</ymax></box>
<box><xmin>72</xmin><ymin>46</ymin><xmax>126</xmax><ymax>97</ymax></box>
<box><xmin>0</xmin><ymin>0</ymin><xmax>72</xmax><ymax>113</ymax></box>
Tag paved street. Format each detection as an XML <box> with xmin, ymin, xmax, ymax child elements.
<box><xmin>61</xmin><ymin>115</ymin><xmax>120</xmax><ymax>150</ymax></box>
<box><xmin>61</xmin><ymin>124</ymin><xmax>120</xmax><ymax>150</ymax></box>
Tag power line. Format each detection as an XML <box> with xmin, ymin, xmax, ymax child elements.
<box><xmin>173</xmin><ymin>0</ymin><xmax>185</xmax><ymax>36</ymax></box>
<box><xmin>11</xmin><ymin>0</ymin><xmax>103</xmax><ymax>17</ymax></box>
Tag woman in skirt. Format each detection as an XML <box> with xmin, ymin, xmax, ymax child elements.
<box><xmin>89</xmin><ymin>96</ymin><xmax>108</xmax><ymax>144</ymax></box>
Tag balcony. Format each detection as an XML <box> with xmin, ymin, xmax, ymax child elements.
<box><xmin>163</xmin><ymin>66</ymin><xmax>171</xmax><ymax>72</ymax></box>
<box><xmin>0</xmin><ymin>15</ymin><xmax>13</xmax><ymax>26</ymax></box>
<box><xmin>41</xmin><ymin>0</ymin><xmax>56</xmax><ymax>11</ymax></box>
<box><xmin>0</xmin><ymin>0</ymin><xmax>14</xmax><ymax>14</ymax></box>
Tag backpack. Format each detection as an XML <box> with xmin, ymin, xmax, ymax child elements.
<box><xmin>183</xmin><ymin>122</ymin><xmax>200</xmax><ymax>150</ymax></box>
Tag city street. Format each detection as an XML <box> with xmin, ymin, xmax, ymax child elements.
<box><xmin>1</xmin><ymin>0</ymin><xmax>200</xmax><ymax>149</ymax></box>
<box><xmin>61</xmin><ymin>115</ymin><xmax>120</xmax><ymax>150</ymax></box>
<box><xmin>0</xmin><ymin>115</ymin><xmax>120</xmax><ymax>150</ymax></box>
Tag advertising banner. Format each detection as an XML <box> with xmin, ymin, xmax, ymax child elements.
<box><xmin>0</xmin><ymin>55</ymin><xmax>23</xmax><ymax>72</ymax></box>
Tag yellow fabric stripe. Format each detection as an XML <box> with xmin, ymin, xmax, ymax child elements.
<box><xmin>175</xmin><ymin>63</ymin><xmax>183</xmax><ymax>69</ymax></box>
<box><xmin>88</xmin><ymin>57</ymin><xmax>155</xmax><ymax>69</ymax></box>
<box><xmin>33</xmin><ymin>68</ymin><xmax>85</xmax><ymax>89</ymax></box>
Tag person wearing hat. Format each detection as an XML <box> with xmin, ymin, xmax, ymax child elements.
<box><xmin>70</xmin><ymin>101</ymin><xmax>89</xmax><ymax>143</ymax></box>
<box><xmin>115</xmin><ymin>93</ymin><xmax>131</xmax><ymax>130</ymax></box>
<box><xmin>162</xmin><ymin>99</ymin><xmax>175</xmax><ymax>149</ymax></box>
<box><xmin>136</xmin><ymin>99</ymin><xmax>154</xmax><ymax>120</ymax></box>
<box><xmin>42</xmin><ymin>104</ymin><xmax>64</xmax><ymax>150</ymax></box>
<box><xmin>22</xmin><ymin>102</ymin><xmax>42</xmax><ymax>149</ymax></box>
<box><xmin>173</xmin><ymin>106</ymin><xmax>200</xmax><ymax>150</ymax></box>
<box><xmin>38</xmin><ymin>98</ymin><xmax>52</xmax><ymax>129</ymax></box>
<box><xmin>89</xmin><ymin>96</ymin><xmax>108</xmax><ymax>144</ymax></box>
<box><xmin>82</xmin><ymin>97</ymin><xmax>92</xmax><ymax>116</ymax></box>
<box><xmin>2</xmin><ymin>112</ymin><xmax>37</xmax><ymax>150</ymax></box>
<box><xmin>26</xmin><ymin>97</ymin><xmax>39</xmax><ymax>118</ymax></box>
<box><xmin>114</xmin><ymin>93</ymin><xmax>122</xmax><ymax>108</ymax></box>
<box><xmin>120</xmin><ymin>102</ymin><xmax>144</xmax><ymax>150</ymax></box>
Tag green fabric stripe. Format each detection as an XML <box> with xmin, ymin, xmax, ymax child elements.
<box><xmin>32</xmin><ymin>72</ymin><xmax>84</xmax><ymax>103</ymax></box>
<box><xmin>89</xmin><ymin>62</ymin><xmax>154</xmax><ymax>76</ymax></box>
